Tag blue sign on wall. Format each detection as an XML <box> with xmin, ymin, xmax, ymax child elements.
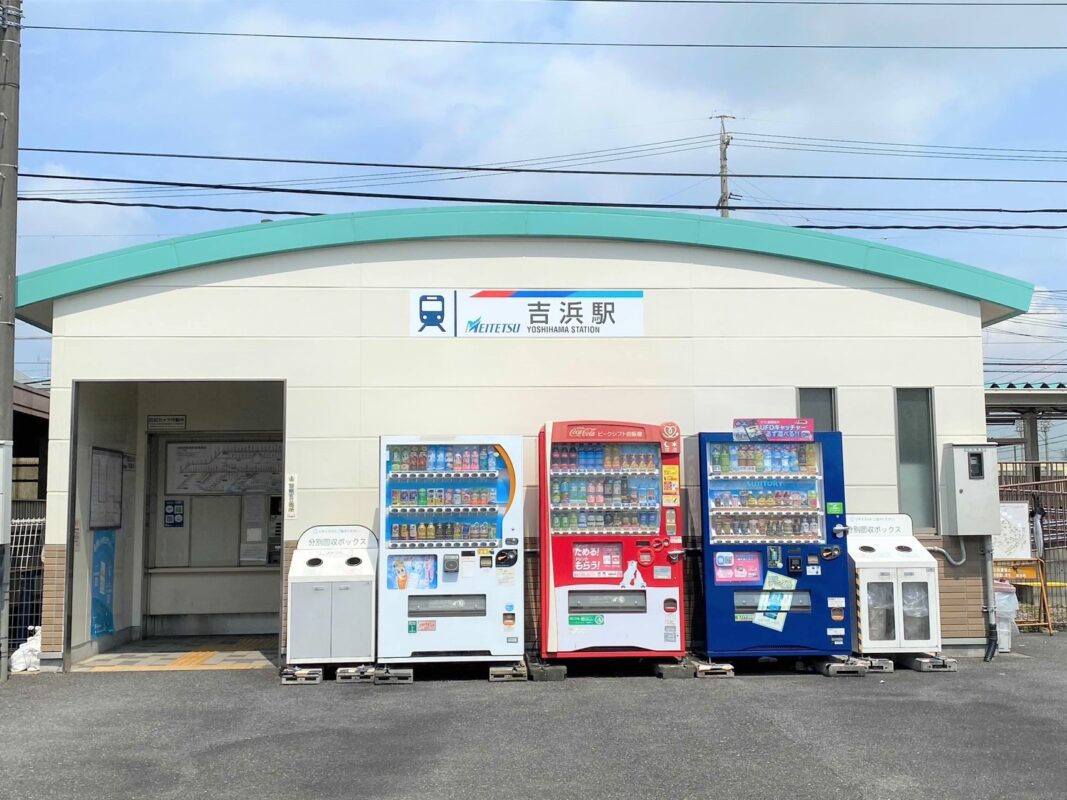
<box><xmin>163</xmin><ymin>500</ymin><xmax>185</xmax><ymax>528</ymax></box>
<box><xmin>91</xmin><ymin>530</ymin><xmax>115</xmax><ymax>639</ymax></box>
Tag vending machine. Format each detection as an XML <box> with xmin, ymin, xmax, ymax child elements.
<box><xmin>539</xmin><ymin>420</ymin><xmax>685</xmax><ymax>660</ymax></box>
<box><xmin>378</xmin><ymin>436</ymin><xmax>524</xmax><ymax>665</ymax></box>
<box><xmin>696</xmin><ymin>423</ymin><xmax>852</xmax><ymax>659</ymax></box>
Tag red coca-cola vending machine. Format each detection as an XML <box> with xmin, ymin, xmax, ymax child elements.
<box><xmin>539</xmin><ymin>420</ymin><xmax>685</xmax><ymax>660</ymax></box>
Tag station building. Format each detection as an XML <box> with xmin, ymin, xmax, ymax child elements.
<box><xmin>14</xmin><ymin>206</ymin><xmax>1031</xmax><ymax>670</ymax></box>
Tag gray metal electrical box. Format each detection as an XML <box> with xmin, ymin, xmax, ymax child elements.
<box><xmin>287</xmin><ymin>525</ymin><xmax>378</xmax><ymax>665</ymax></box>
<box><xmin>946</xmin><ymin>443</ymin><xmax>999</xmax><ymax>537</ymax></box>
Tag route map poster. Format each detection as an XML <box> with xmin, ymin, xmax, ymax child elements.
<box><xmin>165</xmin><ymin>441</ymin><xmax>283</xmax><ymax>495</ymax></box>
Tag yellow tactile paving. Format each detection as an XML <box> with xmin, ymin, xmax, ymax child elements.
<box><xmin>84</xmin><ymin>663</ymin><xmax>273</xmax><ymax>672</ymax></box>
<box><xmin>72</xmin><ymin>636</ymin><xmax>278</xmax><ymax>672</ymax></box>
<box><xmin>168</xmin><ymin>650</ymin><xmax>218</xmax><ymax>668</ymax></box>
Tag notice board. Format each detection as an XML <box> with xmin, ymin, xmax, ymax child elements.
<box><xmin>90</xmin><ymin>448</ymin><xmax>124</xmax><ymax>530</ymax></box>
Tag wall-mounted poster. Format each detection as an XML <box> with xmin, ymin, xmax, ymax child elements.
<box><xmin>996</xmin><ymin>502</ymin><xmax>1031</xmax><ymax>560</ymax></box>
<box><xmin>91</xmin><ymin>530</ymin><xmax>115</xmax><ymax>639</ymax></box>
<box><xmin>90</xmin><ymin>448</ymin><xmax>124</xmax><ymax>530</ymax></box>
<box><xmin>165</xmin><ymin>441</ymin><xmax>283</xmax><ymax>495</ymax></box>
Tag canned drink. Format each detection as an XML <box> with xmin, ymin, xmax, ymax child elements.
<box><xmin>436</xmin><ymin>488</ymin><xmax>445</xmax><ymax>506</ymax></box>
<box><xmin>391</xmin><ymin>523</ymin><xmax>399</xmax><ymax>539</ymax></box>
<box><xmin>444</xmin><ymin>487</ymin><xmax>453</xmax><ymax>506</ymax></box>
<box><xmin>418</xmin><ymin>487</ymin><xmax>427</xmax><ymax>507</ymax></box>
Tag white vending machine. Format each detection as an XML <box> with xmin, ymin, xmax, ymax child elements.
<box><xmin>378</xmin><ymin>436</ymin><xmax>525</xmax><ymax>670</ymax></box>
<box><xmin>847</xmin><ymin>514</ymin><xmax>941</xmax><ymax>656</ymax></box>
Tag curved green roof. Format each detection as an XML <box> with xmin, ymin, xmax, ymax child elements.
<box><xmin>16</xmin><ymin>205</ymin><xmax>1032</xmax><ymax>325</ymax></box>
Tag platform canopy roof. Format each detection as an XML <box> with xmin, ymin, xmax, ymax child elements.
<box><xmin>15</xmin><ymin>206</ymin><xmax>1033</xmax><ymax>331</ymax></box>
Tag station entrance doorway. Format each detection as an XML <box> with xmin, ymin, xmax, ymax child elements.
<box><xmin>64</xmin><ymin>380</ymin><xmax>285</xmax><ymax>670</ymax></box>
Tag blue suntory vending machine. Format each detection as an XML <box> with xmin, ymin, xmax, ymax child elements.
<box><xmin>697</xmin><ymin>422</ymin><xmax>852</xmax><ymax>659</ymax></box>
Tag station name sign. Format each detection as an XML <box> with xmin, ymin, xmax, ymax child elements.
<box><xmin>410</xmin><ymin>289</ymin><xmax>644</xmax><ymax>338</ymax></box>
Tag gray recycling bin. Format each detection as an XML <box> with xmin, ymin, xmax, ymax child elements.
<box><xmin>286</xmin><ymin>525</ymin><xmax>378</xmax><ymax>665</ymax></box>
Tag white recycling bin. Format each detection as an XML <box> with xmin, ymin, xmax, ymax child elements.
<box><xmin>287</xmin><ymin>525</ymin><xmax>378</xmax><ymax>665</ymax></box>
<box><xmin>847</xmin><ymin>515</ymin><xmax>942</xmax><ymax>655</ymax></box>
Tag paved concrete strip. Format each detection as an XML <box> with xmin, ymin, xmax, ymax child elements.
<box><xmin>82</xmin><ymin>663</ymin><xmax>274</xmax><ymax>672</ymax></box>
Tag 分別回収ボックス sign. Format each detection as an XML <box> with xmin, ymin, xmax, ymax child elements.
<box><xmin>410</xmin><ymin>290</ymin><xmax>645</xmax><ymax>337</ymax></box>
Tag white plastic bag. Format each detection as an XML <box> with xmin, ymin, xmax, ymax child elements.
<box><xmin>10</xmin><ymin>626</ymin><xmax>42</xmax><ymax>673</ymax></box>
<box><xmin>994</xmin><ymin>582</ymin><xmax>1019</xmax><ymax>653</ymax></box>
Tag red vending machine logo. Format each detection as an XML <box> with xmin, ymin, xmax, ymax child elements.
<box><xmin>539</xmin><ymin>420</ymin><xmax>685</xmax><ymax>659</ymax></box>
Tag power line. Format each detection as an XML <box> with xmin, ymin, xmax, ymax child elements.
<box><xmin>20</xmin><ymin>173</ymin><xmax>1067</xmax><ymax>212</ymax></box>
<box><xmin>733</xmin><ymin>130</ymin><xmax>1067</xmax><ymax>155</ymax></box>
<box><xmin>796</xmin><ymin>224</ymin><xmax>1067</xmax><ymax>230</ymax></box>
<box><xmin>21</xmin><ymin>146</ymin><xmax>1067</xmax><ymax>184</ymax></box>
<box><xmin>731</xmin><ymin>140</ymin><xmax>1067</xmax><ymax>163</ymax></box>
<box><xmin>23</xmin><ymin>25</ymin><xmax>1066</xmax><ymax>50</ymax></box>
<box><xmin>17</xmin><ymin>197</ymin><xmax>319</xmax><ymax>216</ymax></box>
<box><xmin>532</xmin><ymin>0</ymin><xmax>1067</xmax><ymax>5</ymax></box>
<box><xmin>16</xmin><ymin>196</ymin><xmax>1067</xmax><ymax>229</ymax></box>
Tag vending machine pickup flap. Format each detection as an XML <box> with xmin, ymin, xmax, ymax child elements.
<box><xmin>733</xmin><ymin>590</ymin><xmax>812</xmax><ymax>614</ymax></box>
<box><xmin>568</xmin><ymin>590</ymin><xmax>647</xmax><ymax>614</ymax></box>
<box><xmin>408</xmin><ymin>594</ymin><xmax>487</xmax><ymax>617</ymax></box>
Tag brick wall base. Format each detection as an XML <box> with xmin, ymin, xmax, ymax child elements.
<box><xmin>41</xmin><ymin>545</ymin><xmax>67</xmax><ymax>653</ymax></box>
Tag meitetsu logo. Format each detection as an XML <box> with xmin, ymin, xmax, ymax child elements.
<box><xmin>465</xmin><ymin>317</ymin><xmax>521</xmax><ymax>334</ymax></box>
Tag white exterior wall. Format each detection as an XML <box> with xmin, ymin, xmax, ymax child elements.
<box><xmin>43</xmin><ymin>238</ymin><xmax>987</xmax><ymax>552</ymax></box>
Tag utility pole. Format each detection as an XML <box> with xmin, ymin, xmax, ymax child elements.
<box><xmin>0</xmin><ymin>0</ymin><xmax>21</xmax><ymax>682</ymax></box>
<box><xmin>712</xmin><ymin>114</ymin><xmax>734</xmax><ymax>218</ymax></box>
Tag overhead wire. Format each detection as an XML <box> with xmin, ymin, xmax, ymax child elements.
<box><xmin>23</xmin><ymin>25</ymin><xmax>1067</xmax><ymax>50</ymax></box>
<box><xmin>19</xmin><ymin>173</ymin><xmax>1067</xmax><ymax>212</ymax></box>
<box><xmin>21</xmin><ymin>145</ymin><xmax>1067</xmax><ymax>184</ymax></box>
<box><xmin>15</xmin><ymin>197</ymin><xmax>1067</xmax><ymax>229</ymax></box>
<box><xmin>528</xmin><ymin>0</ymin><xmax>1067</xmax><ymax>6</ymax></box>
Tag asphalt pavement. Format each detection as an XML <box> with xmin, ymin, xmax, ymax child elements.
<box><xmin>3</xmin><ymin>635</ymin><xmax>1066</xmax><ymax>800</ymax></box>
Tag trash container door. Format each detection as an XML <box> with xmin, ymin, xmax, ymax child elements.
<box><xmin>331</xmin><ymin>581</ymin><xmax>374</xmax><ymax>661</ymax></box>
<box><xmin>289</xmin><ymin>583</ymin><xmax>333</xmax><ymax>662</ymax></box>
<box><xmin>898</xmin><ymin>568</ymin><xmax>938</xmax><ymax>651</ymax></box>
<box><xmin>859</xmin><ymin>569</ymin><xmax>899</xmax><ymax>650</ymax></box>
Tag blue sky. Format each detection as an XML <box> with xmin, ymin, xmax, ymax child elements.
<box><xmin>13</xmin><ymin>0</ymin><xmax>1067</xmax><ymax>386</ymax></box>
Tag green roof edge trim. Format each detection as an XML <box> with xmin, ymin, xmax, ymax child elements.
<box><xmin>16</xmin><ymin>205</ymin><xmax>1033</xmax><ymax>315</ymax></box>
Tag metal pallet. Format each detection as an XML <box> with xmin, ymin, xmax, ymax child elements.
<box><xmin>814</xmin><ymin>657</ymin><xmax>868</xmax><ymax>677</ymax></box>
<box><xmin>280</xmin><ymin>666</ymin><xmax>323</xmax><ymax>685</ymax></box>
<box><xmin>373</xmin><ymin>666</ymin><xmax>414</xmax><ymax>685</ymax></box>
<box><xmin>856</xmin><ymin>656</ymin><xmax>895</xmax><ymax>673</ymax></box>
<box><xmin>489</xmin><ymin>662</ymin><xmax>529</xmax><ymax>682</ymax></box>
<box><xmin>897</xmin><ymin>655</ymin><xmax>958</xmax><ymax>673</ymax></box>
<box><xmin>336</xmin><ymin>665</ymin><xmax>376</xmax><ymax>683</ymax></box>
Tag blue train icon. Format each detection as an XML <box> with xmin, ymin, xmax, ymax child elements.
<box><xmin>418</xmin><ymin>294</ymin><xmax>447</xmax><ymax>333</ymax></box>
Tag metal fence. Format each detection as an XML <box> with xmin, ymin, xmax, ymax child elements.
<box><xmin>6</xmin><ymin>500</ymin><xmax>46</xmax><ymax>651</ymax></box>
<box><xmin>999</xmin><ymin>461</ymin><xmax>1067</xmax><ymax>486</ymax></box>
<box><xmin>998</xmin><ymin>467</ymin><xmax>1067</xmax><ymax>626</ymax></box>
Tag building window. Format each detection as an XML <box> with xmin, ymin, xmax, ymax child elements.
<box><xmin>896</xmin><ymin>388</ymin><xmax>937</xmax><ymax>530</ymax></box>
<box><xmin>798</xmin><ymin>388</ymin><xmax>836</xmax><ymax>432</ymax></box>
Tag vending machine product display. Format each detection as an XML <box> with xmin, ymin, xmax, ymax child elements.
<box><xmin>539</xmin><ymin>420</ymin><xmax>685</xmax><ymax>659</ymax></box>
<box><xmin>697</xmin><ymin>428</ymin><xmax>852</xmax><ymax>658</ymax></box>
<box><xmin>378</xmin><ymin>436</ymin><xmax>524</xmax><ymax>663</ymax></box>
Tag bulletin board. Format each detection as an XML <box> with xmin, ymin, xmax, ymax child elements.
<box><xmin>90</xmin><ymin>448</ymin><xmax>124</xmax><ymax>530</ymax></box>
